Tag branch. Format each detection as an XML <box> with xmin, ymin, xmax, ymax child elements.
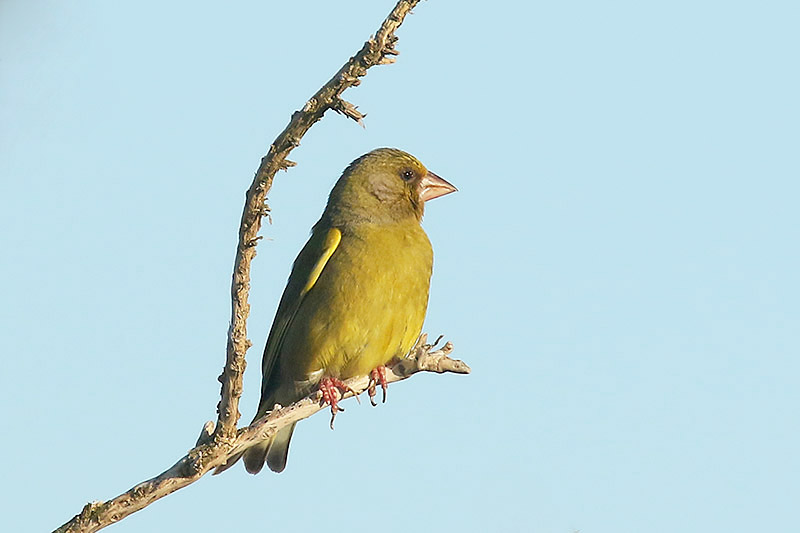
<box><xmin>54</xmin><ymin>338</ymin><xmax>469</xmax><ymax>533</ymax></box>
<box><xmin>215</xmin><ymin>0</ymin><xmax>422</xmax><ymax>444</ymax></box>
<box><xmin>54</xmin><ymin>2</ymin><xmax>444</xmax><ymax>532</ymax></box>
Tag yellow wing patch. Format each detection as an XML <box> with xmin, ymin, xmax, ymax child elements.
<box><xmin>302</xmin><ymin>228</ymin><xmax>341</xmax><ymax>294</ymax></box>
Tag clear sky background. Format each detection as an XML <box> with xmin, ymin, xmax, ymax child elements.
<box><xmin>2</xmin><ymin>1</ymin><xmax>798</xmax><ymax>532</ymax></box>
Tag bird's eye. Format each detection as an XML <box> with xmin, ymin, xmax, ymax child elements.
<box><xmin>401</xmin><ymin>169</ymin><xmax>415</xmax><ymax>181</ymax></box>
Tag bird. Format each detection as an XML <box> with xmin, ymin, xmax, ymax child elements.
<box><xmin>237</xmin><ymin>148</ymin><xmax>456</xmax><ymax>474</ymax></box>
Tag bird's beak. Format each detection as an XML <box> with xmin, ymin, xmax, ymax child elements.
<box><xmin>419</xmin><ymin>171</ymin><xmax>458</xmax><ymax>202</ymax></box>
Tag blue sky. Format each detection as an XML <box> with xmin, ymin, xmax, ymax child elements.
<box><xmin>2</xmin><ymin>1</ymin><xmax>798</xmax><ymax>532</ymax></box>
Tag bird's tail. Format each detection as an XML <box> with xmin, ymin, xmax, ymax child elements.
<box><xmin>212</xmin><ymin>422</ymin><xmax>296</xmax><ymax>475</ymax></box>
<box><xmin>240</xmin><ymin>422</ymin><xmax>296</xmax><ymax>474</ymax></box>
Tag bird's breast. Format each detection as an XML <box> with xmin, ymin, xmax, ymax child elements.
<box><xmin>281</xmin><ymin>221</ymin><xmax>433</xmax><ymax>384</ymax></box>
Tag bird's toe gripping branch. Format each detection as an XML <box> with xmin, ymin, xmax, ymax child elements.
<box><xmin>318</xmin><ymin>377</ymin><xmax>359</xmax><ymax>429</ymax></box>
<box><xmin>367</xmin><ymin>365</ymin><xmax>389</xmax><ymax>406</ymax></box>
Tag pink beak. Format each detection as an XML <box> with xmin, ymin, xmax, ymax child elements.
<box><xmin>419</xmin><ymin>171</ymin><xmax>458</xmax><ymax>202</ymax></box>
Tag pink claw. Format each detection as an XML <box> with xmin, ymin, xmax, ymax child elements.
<box><xmin>319</xmin><ymin>377</ymin><xmax>357</xmax><ymax>429</ymax></box>
<box><xmin>367</xmin><ymin>366</ymin><xmax>389</xmax><ymax>407</ymax></box>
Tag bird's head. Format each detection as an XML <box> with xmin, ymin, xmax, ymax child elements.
<box><xmin>325</xmin><ymin>148</ymin><xmax>457</xmax><ymax>226</ymax></box>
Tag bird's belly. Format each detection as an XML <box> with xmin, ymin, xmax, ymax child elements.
<box><xmin>281</xmin><ymin>226</ymin><xmax>432</xmax><ymax>384</ymax></box>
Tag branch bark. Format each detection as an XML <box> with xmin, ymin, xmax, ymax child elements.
<box><xmin>55</xmin><ymin>338</ymin><xmax>468</xmax><ymax>533</ymax></box>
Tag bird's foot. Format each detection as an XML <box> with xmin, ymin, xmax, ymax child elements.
<box><xmin>319</xmin><ymin>377</ymin><xmax>358</xmax><ymax>430</ymax></box>
<box><xmin>367</xmin><ymin>365</ymin><xmax>389</xmax><ymax>407</ymax></box>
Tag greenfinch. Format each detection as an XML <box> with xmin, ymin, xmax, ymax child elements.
<box><xmin>243</xmin><ymin>148</ymin><xmax>456</xmax><ymax>474</ymax></box>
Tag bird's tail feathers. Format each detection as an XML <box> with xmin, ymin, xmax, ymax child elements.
<box><xmin>235</xmin><ymin>422</ymin><xmax>296</xmax><ymax>474</ymax></box>
<box><xmin>265</xmin><ymin>422</ymin><xmax>296</xmax><ymax>473</ymax></box>
<box><xmin>242</xmin><ymin>441</ymin><xmax>270</xmax><ymax>474</ymax></box>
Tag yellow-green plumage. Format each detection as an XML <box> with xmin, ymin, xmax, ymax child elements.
<box><xmin>241</xmin><ymin>148</ymin><xmax>455</xmax><ymax>474</ymax></box>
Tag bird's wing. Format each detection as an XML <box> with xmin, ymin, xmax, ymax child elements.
<box><xmin>258</xmin><ymin>226</ymin><xmax>342</xmax><ymax>401</ymax></box>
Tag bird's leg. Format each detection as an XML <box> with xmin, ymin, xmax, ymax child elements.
<box><xmin>318</xmin><ymin>377</ymin><xmax>358</xmax><ymax>430</ymax></box>
<box><xmin>368</xmin><ymin>366</ymin><xmax>389</xmax><ymax>407</ymax></box>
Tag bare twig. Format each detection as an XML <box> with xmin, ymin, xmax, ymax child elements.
<box><xmin>54</xmin><ymin>339</ymin><xmax>468</xmax><ymax>533</ymax></box>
